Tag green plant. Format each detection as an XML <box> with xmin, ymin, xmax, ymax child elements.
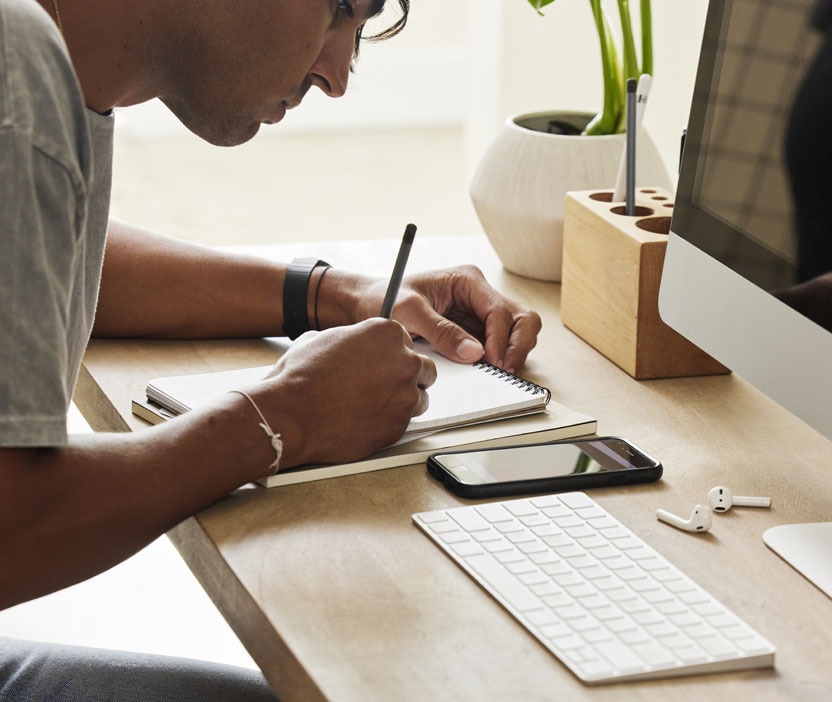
<box><xmin>528</xmin><ymin>0</ymin><xmax>653</xmax><ymax>135</ymax></box>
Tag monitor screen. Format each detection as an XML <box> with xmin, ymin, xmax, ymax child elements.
<box><xmin>659</xmin><ymin>0</ymin><xmax>832</xmax><ymax>598</ymax></box>
<box><xmin>659</xmin><ymin>0</ymin><xmax>832</xmax><ymax>442</ymax></box>
<box><xmin>672</xmin><ymin>0</ymin><xmax>832</xmax><ymax>332</ymax></box>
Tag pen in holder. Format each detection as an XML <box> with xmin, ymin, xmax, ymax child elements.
<box><xmin>561</xmin><ymin>188</ymin><xmax>728</xmax><ymax>380</ymax></box>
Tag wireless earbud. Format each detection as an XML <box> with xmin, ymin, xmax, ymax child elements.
<box><xmin>707</xmin><ymin>486</ymin><xmax>771</xmax><ymax>513</ymax></box>
<box><xmin>656</xmin><ymin>504</ymin><xmax>712</xmax><ymax>533</ymax></box>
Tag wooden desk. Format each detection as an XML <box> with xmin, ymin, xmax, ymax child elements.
<box><xmin>77</xmin><ymin>236</ymin><xmax>832</xmax><ymax>701</ymax></box>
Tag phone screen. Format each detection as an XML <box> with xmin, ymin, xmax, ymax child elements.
<box><xmin>430</xmin><ymin>438</ymin><xmax>657</xmax><ymax>487</ymax></box>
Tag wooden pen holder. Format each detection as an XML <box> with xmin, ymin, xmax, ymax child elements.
<box><xmin>561</xmin><ymin>188</ymin><xmax>728</xmax><ymax>380</ymax></box>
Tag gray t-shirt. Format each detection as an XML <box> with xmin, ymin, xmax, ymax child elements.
<box><xmin>0</xmin><ymin>0</ymin><xmax>114</xmax><ymax>446</ymax></box>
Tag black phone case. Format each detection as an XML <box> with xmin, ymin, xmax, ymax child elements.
<box><xmin>426</xmin><ymin>437</ymin><xmax>662</xmax><ymax>499</ymax></box>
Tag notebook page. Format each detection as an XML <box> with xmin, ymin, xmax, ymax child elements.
<box><xmin>403</xmin><ymin>342</ymin><xmax>549</xmax><ymax>434</ymax></box>
<box><xmin>145</xmin><ymin>341</ymin><xmax>549</xmax><ymax>432</ymax></box>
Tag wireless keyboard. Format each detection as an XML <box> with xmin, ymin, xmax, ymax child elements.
<box><xmin>412</xmin><ymin>492</ymin><xmax>775</xmax><ymax>684</ymax></box>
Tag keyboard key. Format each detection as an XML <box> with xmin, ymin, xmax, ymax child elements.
<box><xmin>697</xmin><ymin>634</ymin><xmax>742</xmax><ymax>659</ymax></box>
<box><xmin>449</xmin><ymin>541</ymin><xmax>483</xmax><ymax>558</ymax></box>
<box><xmin>464</xmin><ymin>553</ymin><xmax>540</xmax><ymax>612</ymax></box>
<box><xmin>425</xmin><ymin>519</ymin><xmax>457</xmax><ymax>534</ymax></box>
<box><xmin>539</xmin><ymin>620</ymin><xmax>572</xmax><ymax>640</ymax></box>
<box><xmin>559</xmin><ymin>492</ymin><xmax>596</xmax><ymax>510</ymax></box>
<box><xmin>494</xmin><ymin>520</ymin><xmax>525</xmax><ymax>534</ymax></box>
<box><xmin>531</xmin><ymin>495</ymin><xmax>566</xmax><ymax>509</ymax></box>
<box><xmin>633</xmin><ymin>641</ymin><xmax>678</xmax><ymax>667</ymax></box>
<box><xmin>506</xmin><ymin>530</ymin><xmax>536</xmax><ymax>545</ymax></box>
<box><xmin>447</xmin><ymin>506</ymin><xmax>491</xmax><ymax>532</ymax></box>
<box><xmin>483</xmin><ymin>539</ymin><xmax>512</xmax><ymax>554</ymax></box>
<box><xmin>494</xmin><ymin>549</ymin><xmax>525</xmax><ymax>565</ymax></box>
<box><xmin>520</xmin><ymin>572</ymin><xmax>551</xmax><ymax>589</ymax></box>
<box><xmin>579</xmin><ymin>659</ymin><xmax>617</xmax><ymax>679</ymax></box>
<box><xmin>438</xmin><ymin>530</ymin><xmax>470</xmax><ymax>545</ymax></box>
<box><xmin>525</xmin><ymin>608</ymin><xmax>560</xmax><ymax>627</ymax></box>
<box><xmin>675</xmin><ymin>646</ymin><xmax>709</xmax><ymax>664</ymax></box>
<box><xmin>504</xmin><ymin>501</ymin><xmax>540</xmax><ymax>518</ymax></box>
<box><xmin>472</xmin><ymin>528</ymin><xmax>503</xmax><ymax>544</ymax></box>
<box><xmin>595</xmin><ymin>640</ymin><xmax>647</xmax><ymax>674</ymax></box>
<box><xmin>475</xmin><ymin>502</ymin><xmax>513</xmax><ymax>523</ymax></box>
<box><xmin>530</xmin><ymin>581</ymin><xmax>562</xmax><ymax>598</ymax></box>
<box><xmin>418</xmin><ymin>511</ymin><xmax>448</xmax><ymax>524</ymax></box>
<box><xmin>506</xmin><ymin>560</ymin><xmax>537</xmax><ymax>575</ymax></box>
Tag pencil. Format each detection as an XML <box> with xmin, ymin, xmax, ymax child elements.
<box><xmin>625</xmin><ymin>78</ymin><xmax>638</xmax><ymax>216</ymax></box>
<box><xmin>379</xmin><ymin>223</ymin><xmax>417</xmax><ymax>318</ymax></box>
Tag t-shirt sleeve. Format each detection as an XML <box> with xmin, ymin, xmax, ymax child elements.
<box><xmin>0</xmin><ymin>128</ymin><xmax>87</xmax><ymax>447</ymax></box>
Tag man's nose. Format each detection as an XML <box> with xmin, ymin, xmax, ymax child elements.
<box><xmin>308</xmin><ymin>30</ymin><xmax>354</xmax><ymax>98</ymax></box>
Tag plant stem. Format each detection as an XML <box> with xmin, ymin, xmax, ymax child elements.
<box><xmin>617</xmin><ymin>0</ymin><xmax>639</xmax><ymax>79</ymax></box>
<box><xmin>641</xmin><ymin>0</ymin><xmax>653</xmax><ymax>76</ymax></box>
<box><xmin>527</xmin><ymin>0</ymin><xmax>653</xmax><ymax>135</ymax></box>
<box><xmin>585</xmin><ymin>0</ymin><xmax>621</xmax><ymax>135</ymax></box>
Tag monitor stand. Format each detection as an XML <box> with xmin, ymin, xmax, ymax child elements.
<box><xmin>763</xmin><ymin>523</ymin><xmax>832</xmax><ymax>599</ymax></box>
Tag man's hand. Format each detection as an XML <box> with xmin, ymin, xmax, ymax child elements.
<box><xmin>246</xmin><ymin>318</ymin><xmax>437</xmax><ymax>468</ymax></box>
<box><xmin>321</xmin><ymin>266</ymin><xmax>542</xmax><ymax>374</ymax></box>
<box><xmin>391</xmin><ymin>266</ymin><xmax>541</xmax><ymax>374</ymax></box>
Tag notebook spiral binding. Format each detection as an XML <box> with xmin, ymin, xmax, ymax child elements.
<box><xmin>473</xmin><ymin>361</ymin><xmax>552</xmax><ymax>403</ymax></box>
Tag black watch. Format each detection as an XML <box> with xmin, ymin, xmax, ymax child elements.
<box><xmin>282</xmin><ymin>257</ymin><xmax>330</xmax><ymax>340</ymax></box>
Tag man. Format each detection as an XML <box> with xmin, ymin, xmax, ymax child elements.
<box><xmin>0</xmin><ymin>0</ymin><xmax>541</xmax><ymax>698</ymax></box>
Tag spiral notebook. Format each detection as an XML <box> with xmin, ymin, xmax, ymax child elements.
<box><xmin>133</xmin><ymin>342</ymin><xmax>596</xmax><ymax>487</ymax></box>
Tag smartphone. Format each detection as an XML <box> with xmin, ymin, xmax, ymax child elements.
<box><xmin>426</xmin><ymin>436</ymin><xmax>662</xmax><ymax>499</ymax></box>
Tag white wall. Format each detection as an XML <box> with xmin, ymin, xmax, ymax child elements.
<box><xmin>117</xmin><ymin>1</ymin><xmax>710</xmax><ymax>186</ymax></box>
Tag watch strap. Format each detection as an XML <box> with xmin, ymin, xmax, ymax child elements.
<box><xmin>283</xmin><ymin>257</ymin><xmax>330</xmax><ymax>340</ymax></box>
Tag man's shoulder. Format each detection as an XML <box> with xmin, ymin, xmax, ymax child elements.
<box><xmin>1</xmin><ymin>0</ymin><xmax>78</xmax><ymax>104</ymax></box>
<box><xmin>1</xmin><ymin>0</ymin><xmax>90</xmax><ymax>172</ymax></box>
<box><xmin>0</xmin><ymin>0</ymin><xmax>63</xmax><ymax>48</ymax></box>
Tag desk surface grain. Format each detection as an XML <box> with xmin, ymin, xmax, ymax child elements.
<box><xmin>78</xmin><ymin>236</ymin><xmax>832</xmax><ymax>701</ymax></box>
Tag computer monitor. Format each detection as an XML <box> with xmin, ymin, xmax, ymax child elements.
<box><xmin>658</xmin><ymin>0</ymin><xmax>832</xmax><ymax>597</ymax></box>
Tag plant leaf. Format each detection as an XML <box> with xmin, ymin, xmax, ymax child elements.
<box><xmin>527</xmin><ymin>0</ymin><xmax>557</xmax><ymax>15</ymax></box>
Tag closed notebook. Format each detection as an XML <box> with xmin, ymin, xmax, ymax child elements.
<box><xmin>133</xmin><ymin>341</ymin><xmax>596</xmax><ymax>487</ymax></box>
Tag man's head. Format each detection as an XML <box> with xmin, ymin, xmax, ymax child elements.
<box><xmin>159</xmin><ymin>0</ymin><xmax>410</xmax><ymax>146</ymax></box>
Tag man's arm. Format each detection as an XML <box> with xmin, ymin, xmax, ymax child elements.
<box><xmin>0</xmin><ymin>395</ymin><xmax>274</xmax><ymax>610</ymax></box>
<box><xmin>95</xmin><ymin>219</ymin><xmax>542</xmax><ymax>371</ymax></box>
<box><xmin>0</xmin><ymin>320</ymin><xmax>435</xmax><ymax>610</ymax></box>
<box><xmin>94</xmin><ymin>219</ymin><xmax>289</xmax><ymax>339</ymax></box>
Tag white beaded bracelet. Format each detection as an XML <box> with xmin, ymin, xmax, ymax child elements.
<box><xmin>230</xmin><ymin>390</ymin><xmax>283</xmax><ymax>475</ymax></box>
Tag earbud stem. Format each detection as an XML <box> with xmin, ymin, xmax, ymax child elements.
<box><xmin>656</xmin><ymin>504</ymin><xmax>712</xmax><ymax>533</ymax></box>
<box><xmin>734</xmin><ymin>496</ymin><xmax>771</xmax><ymax>508</ymax></box>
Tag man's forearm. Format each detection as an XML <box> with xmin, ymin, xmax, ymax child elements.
<box><xmin>94</xmin><ymin>218</ymin><xmax>288</xmax><ymax>338</ymax></box>
<box><xmin>0</xmin><ymin>390</ymin><xmax>282</xmax><ymax>610</ymax></box>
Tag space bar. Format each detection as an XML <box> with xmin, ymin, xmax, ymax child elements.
<box><xmin>464</xmin><ymin>553</ymin><xmax>541</xmax><ymax>613</ymax></box>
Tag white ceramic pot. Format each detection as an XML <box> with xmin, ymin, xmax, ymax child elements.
<box><xmin>470</xmin><ymin>111</ymin><xmax>671</xmax><ymax>282</ymax></box>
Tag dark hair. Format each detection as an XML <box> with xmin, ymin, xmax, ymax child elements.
<box><xmin>354</xmin><ymin>0</ymin><xmax>410</xmax><ymax>58</ymax></box>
